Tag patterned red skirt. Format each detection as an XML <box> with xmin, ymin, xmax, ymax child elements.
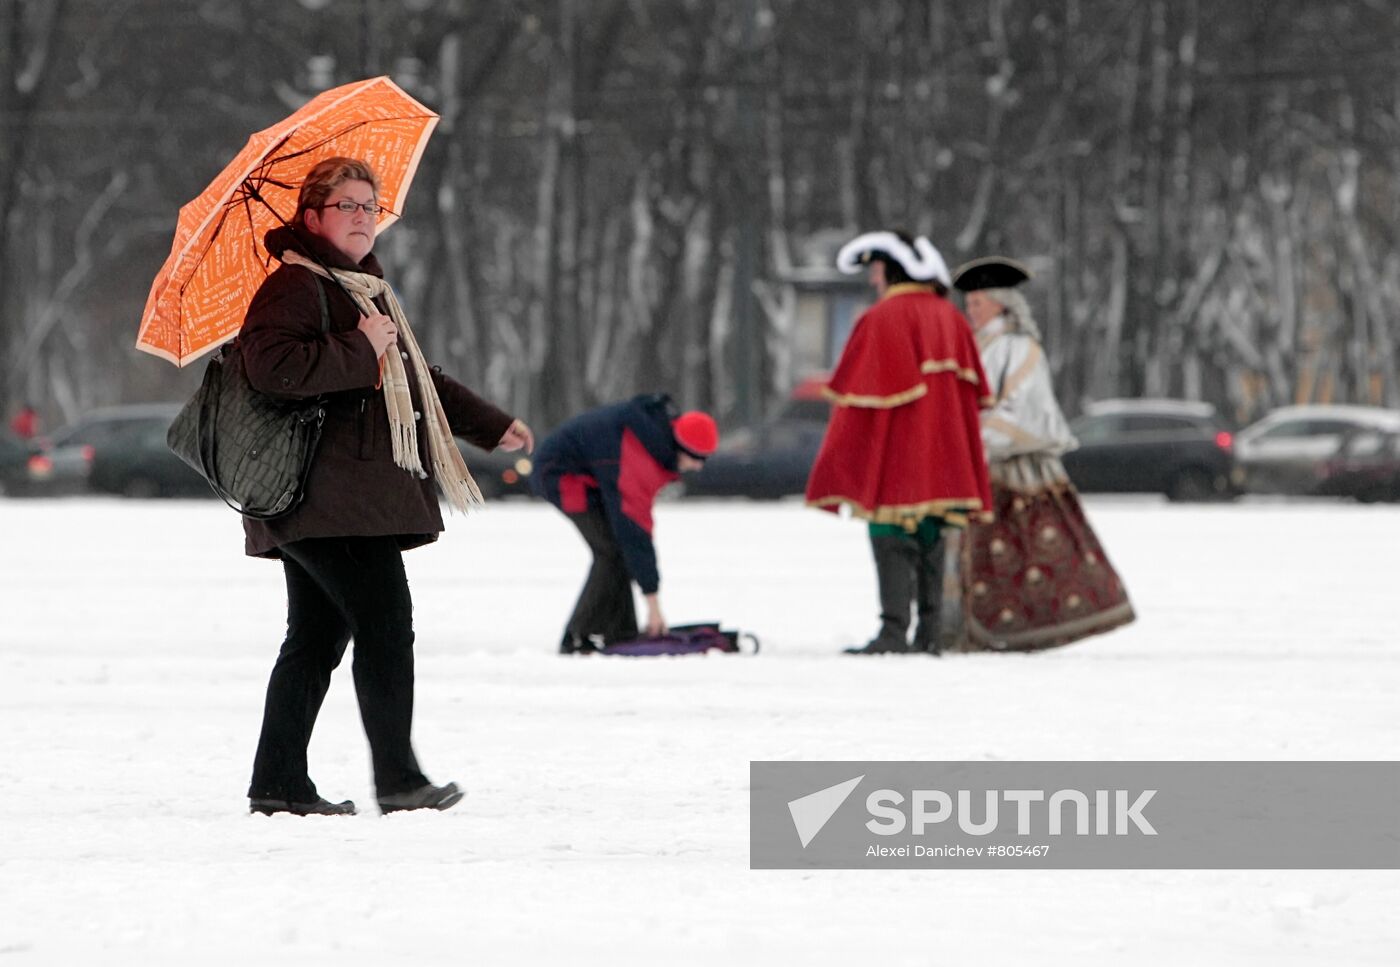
<box><xmin>960</xmin><ymin>456</ymin><xmax>1134</xmax><ymax>651</ymax></box>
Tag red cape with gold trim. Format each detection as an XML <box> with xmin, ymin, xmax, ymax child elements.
<box><xmin>805</xmin><ymin>285</ymin><xmax>994</xmax><ymax>526</ymax></box>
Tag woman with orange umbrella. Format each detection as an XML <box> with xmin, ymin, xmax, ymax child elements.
<box><xmin>240</xmin><ymin>157</ymin><xmax>532</xmax><ymax>817</ymax></box>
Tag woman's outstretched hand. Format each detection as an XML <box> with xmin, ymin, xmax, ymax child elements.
<box><xmin>498</xmin><ymin>418</ymin><xmax>534</xmax><ymax>453</ymax></box>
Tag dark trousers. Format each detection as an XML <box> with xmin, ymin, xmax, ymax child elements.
<box><xmin>248</xmin><ymin>536</ymin><xmax>427</xmax><ymax>801</ymax></box>
<box><xmin>564</xmin><ymin>506</ymin><xmax>638</xmax><ymax>644</ymax></box>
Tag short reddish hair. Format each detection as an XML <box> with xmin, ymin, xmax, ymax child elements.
<box><xmin>295</xmin><ymin>157</ymin><xmax>381</xmax><ymax>226</ymax></box>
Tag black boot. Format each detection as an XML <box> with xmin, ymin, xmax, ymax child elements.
<box><xmin>845</xmin><ymin>535</ymin><xmax>916</xmax><ymax>654</ymax></box>
<box><xmin>911</xmin><ymin>529</ymin><xmax>947</xmax><ymax>656</ymax></box>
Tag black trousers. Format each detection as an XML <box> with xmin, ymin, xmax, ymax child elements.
<box><xmin>564</xmin><ymin>506</ymin><xmax>638</xmax><ymax>644</ymax></box>
<box><xmin>248</xmin><ymin>535</ymin><xmax>427</xmax><ymax>801</ymax></box>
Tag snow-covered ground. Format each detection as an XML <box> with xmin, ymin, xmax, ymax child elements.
<box><xmin>1</xmin><ymin>495</ymin><xmax>1396</xmax><ymax>964</ymax></box>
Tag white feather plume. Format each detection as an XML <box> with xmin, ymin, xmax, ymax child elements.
<box><xmin>836</xmin><ymin>231</ymin><xmax>950</xmax><ymax>285</ymax></box>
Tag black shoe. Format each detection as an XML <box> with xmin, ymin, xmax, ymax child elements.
<box><xmin>250</xmin><ymin>796</ymin><xmax>357</xmax><ymax>816</ymax></box>
<box><xmin>559</xmin><ymin>634</ymin><xmax>598</xmax><ymax>655</ymax></box>
<box><xmin>377</xmin><ymin>781</ymin><xmax>465</xmax><ymax>814</ymax></box>
<box><xmin>843</xmin><ymin>638</ymin><xmax>910</xmax><ymax>655</ymax></box>
<box><xmin>910</xmin><ymin>627</ymin><xmax>944</xmax><ymax>656</ymax></box>
<box><xmin>843</xmin><ymin>621</ymin><xmax>912</xmax><ymax>655</ymax></box>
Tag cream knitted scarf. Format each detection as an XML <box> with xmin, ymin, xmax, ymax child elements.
<box><xmin>283</xmin><ymin>250</ymin><xmax>484</xmax><ymax>514</ymax></box>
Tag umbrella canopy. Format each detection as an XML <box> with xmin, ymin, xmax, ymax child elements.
<box><xmin>136</xmin><ymin>76</ymin><xmax>438</xmax><ymax>367</ymax></box>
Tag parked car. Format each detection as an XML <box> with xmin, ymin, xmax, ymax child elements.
<box><xmin>89</xmin><ymin>425</ymin><xmax>534</xmax><ymax>501</ymax></box>
<box><xmin>30</xmin><ymin>402</ymin><xmax>537</xmax><ymax>501</ymax></box>
<box><xmin>1234</xmin><ymin>404</ymin><xmax>1400</xmax><ymax>496</ymax></box>
<box><xmin>88</xmin><ymin>420</ymin><xmax>211</xmax><ymax>498</ymax></box>
<box><xmin>1061</xmin><ymin>399</ymin><xmax>1240</xmax><ymax>501</ymax></box>
<box><xmin>456</xmin><ymin>439</ymin><xmax>534</xmax><ymax>499</ymax></box>
<box><xmin>683</xmin><ymin>397</ymin><xmax>831</xmax><ymax>499</ymax></box>
<box><xmin>1313</xmin><ymin>428</ymin><xmax>1400</xmax><ymax>503</ymax></box>
<box><xmin>86</xmin><ymin>421</ymin><xmax>536</xmax><ymax>501</ymax></box>
<box><xmin>32</xmin><ymin>403</ymin><xmax>185</xmax><ymax>496</ymax></box>
<box><xmin>0</xmin><ymin>430</ymin><xmax>42</xmax><ymax>496</ymax></box>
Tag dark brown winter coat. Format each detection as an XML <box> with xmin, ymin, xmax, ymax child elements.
<box><xmin>238</xmin><ymin>225</ymin><xmax>514</xmax><ymax>558</ymax></box>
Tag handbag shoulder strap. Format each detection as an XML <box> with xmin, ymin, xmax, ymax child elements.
<box><xmin>311</xmin><ymin>270</ymin><xmax>329</xmax><ymax>334</ymax></box>
<box><xmin>227</xmin><ymin>267</ymin><xmax>328</xmax><ymax>349</ymax></box>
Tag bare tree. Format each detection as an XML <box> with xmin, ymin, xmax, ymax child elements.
<box><xmin>8</xmin><ymin>0</ymin><xmax>1400</xmax><ymax>432</ymax></box>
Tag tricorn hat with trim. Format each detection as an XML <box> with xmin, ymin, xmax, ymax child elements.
<box><xmin>951</xmin><ymin>256</ymin><xmax>1033</xmax><ymax>292</ymax></box>
<box><xmin>836</xmin><ymin>231</ymin><xmax>951</xmax><ymax>287</ymax></box>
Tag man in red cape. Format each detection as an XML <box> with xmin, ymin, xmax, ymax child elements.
<box><xmin>806</xmin><ymin>230</ymin><xmax>993</xmax><ymax>655</ymax></box>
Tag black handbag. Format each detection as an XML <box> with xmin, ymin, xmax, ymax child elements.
<box><xmin>166</xmin><ymin>276</ymin><xmax>328</xmax><ymax>520</ymax></box>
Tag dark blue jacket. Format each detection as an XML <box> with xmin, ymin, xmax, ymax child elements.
<box><xmin>532</xmin><ymin>394</ymin><xmax>682</xmax><ymax>593</ymax></box>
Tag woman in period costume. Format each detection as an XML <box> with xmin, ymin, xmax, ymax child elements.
<box><xmin>953</xmin><ymin>256</ymin><xmax>1134</xmax><ymax>651</ymax></box>
<box><xmin>806</xmin><ymin>231</ymin><xmax>994</xmax><ymax>655</ymax></box>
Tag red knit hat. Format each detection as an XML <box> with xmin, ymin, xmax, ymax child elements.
<box><xmin>671</xmin><ymin>411</ymin><xmax>719</xmax><ymax>458</ymax></box>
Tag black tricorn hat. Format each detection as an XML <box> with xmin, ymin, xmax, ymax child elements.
<box><xmin>951</xmin><ymin>256</ymin><xmax>1033</xmax><ymax>292</ymax></box>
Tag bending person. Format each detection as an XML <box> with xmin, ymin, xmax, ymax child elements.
<box><xmin>532</xmin><ymin>394</ymin><xmax>717</xmax><ymax>654</ymax></box>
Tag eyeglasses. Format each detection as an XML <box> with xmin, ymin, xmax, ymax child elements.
<box><xmin>320</xmin><ymin>200</ymin><xmax>390</xmax><ymax>216</ymax></box>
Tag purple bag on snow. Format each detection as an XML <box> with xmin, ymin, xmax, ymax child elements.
<box><xmin>599</xmin><ymin>622</ymin><xmax>760</xmax><ymax>657</ymax></box>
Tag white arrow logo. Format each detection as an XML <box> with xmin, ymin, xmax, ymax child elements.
<box><xmin>787</xmin><ymin>775</ymin><xmax>864</xmax><ymax>848</ymax></box>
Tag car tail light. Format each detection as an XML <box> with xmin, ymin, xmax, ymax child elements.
<box><xmin>81</xmin><ymin>444</ymin><xmax>96</xmax><ymax>463</ymax></box>
<box><xmin>502</xmin><ymin>469</ymin><xmax>519</xmax><ymax>485</ymax></box>
<box><xmin>1214</xmin><ymin>431</ymin><xmax>1233</xmax><ymax>451</ymax></box>
<box><xmin>27</xmin><ymin>454</ymin><xmax>53</xmax><ymax>479</ymax></box>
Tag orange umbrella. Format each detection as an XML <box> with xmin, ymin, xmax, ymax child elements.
<box><xmin>136</xmin><ymin>76</ymin><xmax>438</xmax><ymax>367</ymax></box>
